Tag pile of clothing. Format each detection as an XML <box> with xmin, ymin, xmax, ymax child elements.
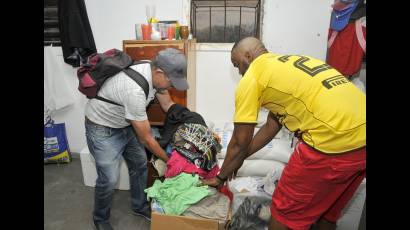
<box><xmin>145</xmin><ymin>173</ymin><xmax>229</xmax><ymax>216</ymax></box>
<box><xmin>158</xmin><ymin>103</ymin><xmax>222</xmax><ymax>179</ymax></box>
<box><xmin>145</xmin><ymin>104</ymin><xmax>230</xmax><ymax>221</ymax></box>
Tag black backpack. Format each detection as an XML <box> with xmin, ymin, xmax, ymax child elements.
<box><xmin>77</xmin><ymin>49</ymin><xmax>150</xmax><ymax>106</ymax></box>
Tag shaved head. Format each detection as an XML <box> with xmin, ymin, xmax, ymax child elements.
<box><xmin>231</xmin><ymin>37</ymin><xmax>268</xmax><ymax>75</ymax></box>
<box><xmin>232</xmin><ymin>37</ymin><xmax>266</xmax><ymax>54</ymax></box>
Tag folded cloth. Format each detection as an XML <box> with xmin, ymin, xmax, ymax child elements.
<box><xmin>145</xmin><ymin>173</ymin><xmax>213</xmax><ymax>215</ymax></box>
<box><xmin>183</xmin><ymin>188</ymin><xmax>230</xmax><ymax>221</ymax></box>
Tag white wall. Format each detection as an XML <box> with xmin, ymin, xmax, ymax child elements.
<box><xmin>45</xmin><ymin>0</ymin><xmax>333</xmax><ymax>152</ymax></box>
<box><xmin>195</xmin><ymin>44</ymin><xmax>239</xmax><ymax>123</ymax></box>
<box><xmin>261</xmin><ymin>0</ymin><xmax>333</xmax><ymax>61</ymax></box>
<box><xmin>85</xmin><ymin>0</ymin><xmax>185</xmax><ymax>51</ymax></box>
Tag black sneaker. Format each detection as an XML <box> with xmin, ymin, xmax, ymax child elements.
<box><xmin>93</xmin><ymin>221</ymin><xmax>114</xmax><ymax>230</ymax></box>
<box><xmin>132</xmin><ymin>209</ymin><xmax>152</xmax><ymax>222</ymax></box>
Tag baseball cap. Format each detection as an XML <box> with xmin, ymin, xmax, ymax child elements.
<box><xmin>153</xmin><ymin>48</ymin><xmax>189</xmax><ymax>90</ymax></box>
<box><xmin>330</xmin><ymin>0</ymin><xmax>359</xmax><ymax>31</ymax></box>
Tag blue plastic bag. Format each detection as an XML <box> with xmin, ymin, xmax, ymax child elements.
<box><xmin>44</xmin><ymin>116</ymin><xmax>71</xmax><ymax>163</ymax></box>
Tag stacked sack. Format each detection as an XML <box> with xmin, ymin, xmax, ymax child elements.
<box><xmin>212</xmin><ymin>121</ymin><xmax>293</xmax><ymax>200</ymax></box>
<box><xmin>210</xmin><ymin>120</ymin><xmax>295</xmax><ymax>181</ymax></box>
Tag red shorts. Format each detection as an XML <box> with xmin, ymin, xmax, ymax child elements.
<box><xmin>270</xmin><ymin>142</ymin><xmax>366</xmax><ymax>230</ymax></box>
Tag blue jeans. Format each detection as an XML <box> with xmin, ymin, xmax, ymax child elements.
<box><xmin>85</xmin><ymin>120</ymin><xmax>149</xmax><ymax>223</ymax></box>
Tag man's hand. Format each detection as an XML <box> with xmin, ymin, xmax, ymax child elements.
<box><xmin>201</xmin><ymin>177</ymin><xmax>224</xmax><ymax>189</ymax></box>
<box><xmin>130</xmin><ymin>120</ymin><xmax>169</xmax><ymax>162</ymax></box>
<box><xmin>155</xmin><ymin>89</ymin><xmax>175</xmax><ymax>113</ymax></box>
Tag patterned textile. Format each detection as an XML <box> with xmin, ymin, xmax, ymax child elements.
<box><xmin>172</xmin><ymin>123</ymin><xmax>222</xmax><ymax>171</ymax></box>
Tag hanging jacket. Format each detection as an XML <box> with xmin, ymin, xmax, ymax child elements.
<box><xmin>58</xmin><ymin>0</ymin><xmax>97</xmax><ymax>67</ymax></box>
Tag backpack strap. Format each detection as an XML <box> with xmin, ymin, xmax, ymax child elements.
<box><xmin>123</xmin><ymin>68</ymin><xmax>149</xmax><ymax>99</ymax></box>
<box><xmin>95</xmin><ymin>61</ymin><xmax>151</xmax><ymax>106</ymax></box>
<box><xmin>94</xmin><ymin>95</ymin><xmax>122</xmax><ymax>106</ymax></box>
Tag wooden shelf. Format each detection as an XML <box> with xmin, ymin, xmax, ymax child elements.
<box><xmin>150</xmin><ymin>121</ymin><xmax>165</xmax><ymax>126</ymax></box>
<box><xmin>123</xmin><ymin>39</ymin><xmax>196</xmax><ymax>45</ymax></box>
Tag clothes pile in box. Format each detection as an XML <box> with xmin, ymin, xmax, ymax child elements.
<box><xmin>146</xmin><ymin>173</ymin><xmax>230</xmax><ymax>218</ymax></box>
<box><xmin>148</xmin><ymin>104</ymin><xmax>365</xmax><ymax>229</ymax></box>
<box><xmin>145</xmin><ymin>104</ymin><xmax>231</xmax><ymax>226</ymax></box>
<box><xmin>147</xmin><ymin>172</ymin><xmax>231</xmax><ymax>230</ymax></box>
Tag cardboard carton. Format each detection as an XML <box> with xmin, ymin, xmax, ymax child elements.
<box><xmin>150</xmin><ymin>200</ymin><xmax>231</xmax><ymax>230</ymax></box>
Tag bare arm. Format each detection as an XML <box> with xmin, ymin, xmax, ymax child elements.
<box><xmin>201</xmin><ymin>113</ymin><xmax>282</xmax><ymax>187</ymax></box>
<box><xmin>246</xmin><ymin>112</ymin><xmax>282</xmax><ymax>158</ymax></box>
<box><xmin>217</xmin><ymin>123</ymin><xmax>255</xmax><ymax>180</ymax></box>
<box><xmin>130</xmin><ymin>119</ymin><xmax>169</xmax><ymax>162</ymax></box>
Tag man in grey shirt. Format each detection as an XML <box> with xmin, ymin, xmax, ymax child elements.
<box><xmin>84</xmin><ymin>48</ymin><xmax>188</xmax><ymax>230</ymax></box>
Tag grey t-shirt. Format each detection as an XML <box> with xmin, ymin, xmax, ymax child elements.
<box><xmin>85</xmin><ymin>63</ymin><xmax>156</xmax><ymax>128</ymax></box>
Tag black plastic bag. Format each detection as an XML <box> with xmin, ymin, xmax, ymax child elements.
<box><xmin>228</xmin><ymin>196</ymin><xmax>272</xmax><ymax>230</ymax></box>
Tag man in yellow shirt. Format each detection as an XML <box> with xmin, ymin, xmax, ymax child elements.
<box><xmin>203</xmin><ymin>37</ymin><xmax>366</xmax><ymax>230</ymax></box>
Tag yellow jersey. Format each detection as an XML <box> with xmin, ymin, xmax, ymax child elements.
<box><xmin>234</xmin><ymin>53</ymin><xmax>366</xmax><ymax>154</ymax></box>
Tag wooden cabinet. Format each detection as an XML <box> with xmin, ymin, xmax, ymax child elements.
<box><xmin>123</xmin><ymin>40</ymin><xmax>196</xmax><ymax>126</ymax></box>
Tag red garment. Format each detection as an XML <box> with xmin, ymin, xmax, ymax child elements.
<box><xmin>270</xmin><ymin>142</ymin><xmax>366</xmax><ymax>230</ymax></box>
<box><xmin>218</xmin><ymin>185</ymin><xmax>233</xmax><ymax>202</ymax></box>
<box><xmin>327</xmin><ymin>20</ymin><xmax>366</xmax><ymax>77</ymax></box>
<box><xmin>165</xmin><ymin>150</ymin><xmax>220</xmax><ymax>179</ymax></box>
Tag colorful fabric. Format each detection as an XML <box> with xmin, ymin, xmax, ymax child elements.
<box><xmin>165</xmin><ymin>150</ymin><xmax>220</xmax><ymax>179</ymax></box>
<box><xmin>172</xmin><ymin>123</ymin><xmax>222</xmax><ymax>170</ymax></box>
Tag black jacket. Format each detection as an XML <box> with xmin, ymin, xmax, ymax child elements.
<box><xmin>159</xmin><ymin>104</ymin><xmax>206</xmax><ymax>148</ymax></box>
<box><xmin>58</xmin><ymin>0</ymin><xmax>97</xmax><ymax>67</ymax></box>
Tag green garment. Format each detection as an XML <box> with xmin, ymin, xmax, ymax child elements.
<box><xmin>144</xmin><ymin>173</ymin><xmax>214</xmax><ymax>215</ymax></box>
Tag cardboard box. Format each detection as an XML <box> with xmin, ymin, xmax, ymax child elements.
<box><xmin>150</xmin><ymin>202</ymin><xmax>231</xmax><ymax>230</ymax></box>
<box><xmin>151</xmin><ymin>212</ymin><xmax>224</xmax><ymax>230</ymax></box>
